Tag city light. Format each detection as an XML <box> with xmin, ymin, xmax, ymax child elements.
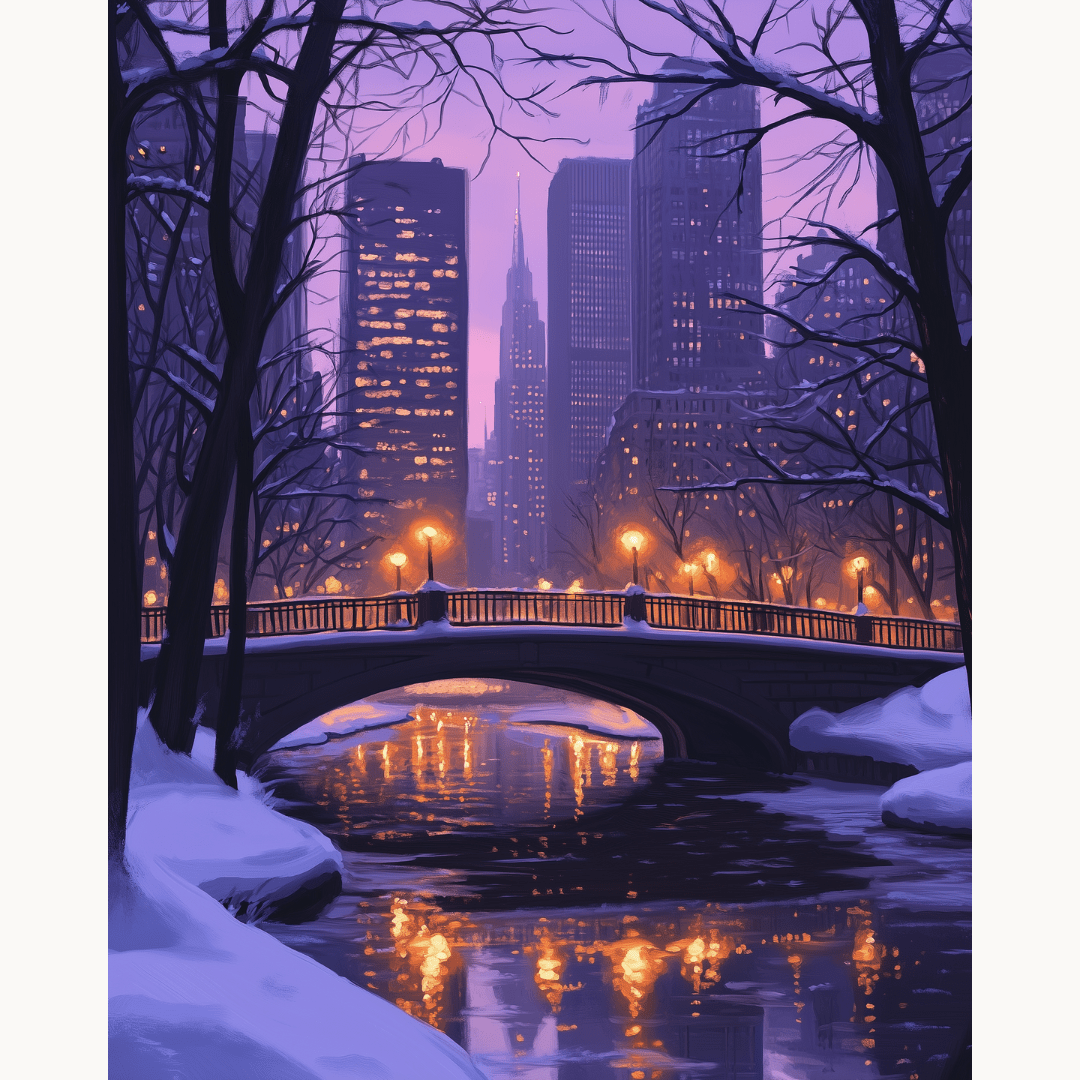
<box><xmin>389</xmin><ymin>551</ymin><xmax>408</xmax><ymax>591</ymax></box>
<box><xmin>420</xmin><ymin>525</ymin><xmax>440</xmax><ymax>580</ymax></box>
<box><xmin>849</xmin><ymin>555</ymin><xmax>871</xmax><ymax>610</ymax></box>
<box><xmin>681</xmin><ymin>562</ymin><xmax>697</xmax><ymax>597</ymax></box>
<box><xmin>620</xmin><ymin>529</ymin><xmax>646</xmax><ymax>586</ymax></box>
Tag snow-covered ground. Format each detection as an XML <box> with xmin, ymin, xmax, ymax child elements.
<box><xmin>110</xmin><ymin>715</ymin><xmax>488</xmax><ymax>1079</ymax></box>
<box><xmin>790</xmin><ymin>666</ymin><xmax>970</xmax><ymax>770</ymax></box>
<box><xmin>881</xmin><ymin>761</ymin><xmax>972</xmax><ymax>834</ymax></box>
<box><xmin>270</xmin><ymin>700</ymin><xmax>410</xmax><ymax>749</ymax></box>
<box><xmin>789</xmin><ymin>668</ymin><xmax>971</xmax><ymax>835</ymax></box>
<box><xmin>479</xmin><ymin>699</ymin><xmax>658</xmax><ymax>740</ymax></box>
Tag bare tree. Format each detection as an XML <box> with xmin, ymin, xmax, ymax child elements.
<box><xmin>115</xmin><ymin>1</ymin><xmax>562</xmax><ymax>781</ymax></box>
<box><xmin>538</xmin><ymin>0</ymin><xmax>972</xmax><ymax>671</ymax></box>
<box><xmin>550</xmin><ymin>480</ymin><xmax>621</xmax><ymax>588</ymax></box>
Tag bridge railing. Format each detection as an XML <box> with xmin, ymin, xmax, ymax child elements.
<box><xmin>141</xmin><ymin>589</ymin><xmax>961</xmax><ymax>651</ymax></box>
<box><xmin>141</xmin><ymin>595</ymin><xmax>417</xmax><ymax>643</ymax></box>
<box><xmin>446</xmin><ymin>589</ymin><xmax>625</xmax><ymax>627</ymax></box>
<box><xmin>644</xmin><ymin>593</ymin><xmax>961</xmax><ymax>651</ymax></box>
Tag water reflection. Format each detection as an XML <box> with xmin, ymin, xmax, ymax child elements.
<box><xmin>272</xmin><ymin>885</ymin><xmax>970</xmax><ymax>1079</ymax></box>
<box><xmin>272</xmin><ymin>705</ymin><xmax>663</xmax><ymax>842</ymax></box>
<box><xmin>260</xmin><ymin>682</ymin><xmax>971</xmax><ymax>1079</ymax></box>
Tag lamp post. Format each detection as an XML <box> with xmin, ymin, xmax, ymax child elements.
<box><xmin>620</xmin><ymin>530</ymin><xmax>644</xmax><ymax>586</ymax></box>
<box><xmin>852</xmin><ymin>555</ymin><xmax>869</xmax><ymax>610</ymax></box>
<box><xmin>388</xmin><ymin>551</ymin><xmax>407</xmax><ymax>592</ymax></box>
<box><xmin>422</xmin><ymin>526</ymin><xmax>438</xmax><ymax>581</ymax></box>
<box><xmin>682</xmin><ymin>562</ymin><xmax>696</xmax><ymax>597</ymax></box>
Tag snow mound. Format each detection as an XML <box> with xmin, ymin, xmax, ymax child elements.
<box><xmin>112</xmin><ymin>714</ymin><xmax>486</xmax><ymax>1079</ymax></box>
<box><xmin>790</xmin><ymin>667</ymin><xmax>970</xmax><ymax>770</ymax></box>
<box><xmin>507</xmin><ymin>700</ymin><xmax>660</xmax><ymax>739</ymax></box>
<box><xmin>270</xmin><ymin>701</ymin><xmax>409</xmax><ymax>750</ymax></box>
<box><xmin>880</xmin><ymin>761</ymin><xmax>971</xmax><ymax>835</ymax></box>
<box><xmin>128</xmin><ymin>719</ymin><xmax>342</xmax><ymax>918</ymax></box>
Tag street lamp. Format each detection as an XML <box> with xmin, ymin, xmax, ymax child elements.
<box><xmin>851</xmin><ymin>555</ymin><xmax>870</xmax><ymax>610</ymax></box>
<box><xmin>681</xmin><ymin>562</ymin><xmax>696</xmax><ymax>597</ymax></box>
<box><xmin>421</xmin><ymin>526</ymin><xmax>439</xmax><ymax>580</ymax></box>
<box><xmin>388</xmin><ymin>551</ymin><xmax>407</xmax><ymax>591</ymax></box>
<box><xmin>620</xmin><ymin>530</ymin><xmax>644</xmax><ymax>586</ymax></box>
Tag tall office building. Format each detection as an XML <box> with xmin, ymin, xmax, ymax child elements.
<box><xmin>546</xmin><ymin>158</ymin><xmax>632</xmax><ymax>566</ymax></box>
<box><xmin>493</xmin><ymin>192</ymin><xmax>547</xmax><ymax>582</ymax></box>
<box><xmin>631</xmin><ymin>57</ymin><xmax>766</xmax><ymax>393</ymax></box>
<box><xmin>877</xmin><ymin>33</ymin><xmax>971</xmax><ymax>343</ymax></box>
<box><xmin>340</xmin><ymin>157</ymin><xmax>469</xmax><ymax>588</ymax></box>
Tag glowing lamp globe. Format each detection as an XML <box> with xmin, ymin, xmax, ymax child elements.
<box><xmin>621</xmin><ymin>530</ymin><xmax>644</xmax><ymax>553</ymax></box>
<box><xmin>852</xmin><ymin>555</ymin><xmax>870</xmax><ymax>574</ymax></box>
<box><xmin>422</xmin><ymin>526</ymin><xmax>438</xmax><ymax>540</ymax></box>
<box><xmin>389</xmin><ymin>551</ymin><xmax>407</xmax><ymax>568</ymax></box>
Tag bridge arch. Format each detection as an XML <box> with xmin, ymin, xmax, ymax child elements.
<box><xmin>145</xmin><ymin>625</ymin><xmax>962</xmax><ymax>776</ymax></box>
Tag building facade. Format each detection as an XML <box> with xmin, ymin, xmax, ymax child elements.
<box><xmin>493</xmin><ymin>195</ymin><xmax>547</xmax><ymax>582</ymax></box>
<box><xmin>631</xmin><ymin>57</ymin><xmax>766</xmax><ymax>394</ymax></box>
<box><xmin>339</xmin><ymin>156</ymin><xmax>469</xmax><ymax>589</ymax></box>
<box><xmin>546</xmin><ymin>157</ymin><xmax>632</xmax><ymax>567</ymax></box>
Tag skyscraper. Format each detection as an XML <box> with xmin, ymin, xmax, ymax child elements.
<box><xmin>631</xmin><ymin>57</ymin><xmax>765</xmax><ymax>393</ymax></box>
<box><xmin>340</xmin><ymin>157</ymin><xmax>469</xmax><ymax>587</ymax></box>
<box><xmin>493</xmin><ymin>187</ymin><xmax>547</xmax><ymax>582</ymax></box>
<box><xmin>546</xmin><ymin>157</ymin><xmax>631</xmax><ymax>566</ymax></box>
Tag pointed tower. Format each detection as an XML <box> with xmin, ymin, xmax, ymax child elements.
<box><xmin>493</xmin><ymin>177</ymin><xmax>547</xmax><ymax>582</ymax></box>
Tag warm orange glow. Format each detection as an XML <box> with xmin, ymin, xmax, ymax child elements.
<box><xmin>567</xmin><ymin>578</ymin><xmax>585</xmax><ymax>593</ymax></box>
<box><xmin>781</xmin><ymin>565</ymin><xmax>794</xmax><ymax>582</ymax></box>
<box><xmin>621</xmin><ymin>529</ymin><xmax>645</xmax><ymax>553</ymax></box>
<box><xmin>213</xmin><ymin>578</ymin><xmax>229</xmax><ymax>602</ymax></box>
<box><xmin>681</xmin><ymin>562</ymin><xmax>696</xmax><ymax>576</ymax></box>
<box><xmin>851</xmin><ymin>555</ymin><xmax>870</xmax><ymax>574</ymax></box>
<box><xmin>537</xmin><ymin>578</ymin><xmax>553</xmax><ymax>591</ymax></box>
<box><xmin>389</xmin><ymin>551</ymin><xmax>408</xmax><ymax>568</ymax></box>
<box><xmin>143</xmin><ymin>590</ymin><xmax>158</xmax><ymax>606</ymax></box>
<box><xmin>702</xmin><ymin>551</ymin><xmax>719</xmax><ymax>574</ymax></box>
<box><xmin>605</xmin><ymin>937</ymin><xmax>668</xmax><ymax>1018</ymax></box>
<box><xmin>324</xmin><ymin>575</ymin><xmax>343</xmax><ymax>594</ymax></box>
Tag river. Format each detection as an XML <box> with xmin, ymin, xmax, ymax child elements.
<box><xmin>257</xmin><ymin>679</ymin><xmax>971</xmax><ymax>1080</ymax></box>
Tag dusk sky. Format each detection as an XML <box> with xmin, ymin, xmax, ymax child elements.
<box><xmin>238</xmin><ymin>0</ymin><xmax>882</xmax><ymax>447</ymax></box>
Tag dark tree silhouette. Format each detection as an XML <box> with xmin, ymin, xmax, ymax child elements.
<box><xmin>538</xmin><ymin>0</ymin><xmax>972</xmax><ymax>673</ymax></box>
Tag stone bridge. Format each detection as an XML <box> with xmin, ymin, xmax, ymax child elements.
<box><xmin>139</xmin><ymin>621</ymin><xmax>962</xmax><ymax>772</ymax></box>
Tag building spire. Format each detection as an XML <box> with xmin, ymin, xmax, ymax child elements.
<box><xmin>512</xmin><ymin>171</ymin><xmax>525</xmax><ymax>269</ymax></box>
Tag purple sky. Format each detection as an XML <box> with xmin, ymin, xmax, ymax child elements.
<box><xmin>243</xmin><ymin>1</ymin><xmax>882</xmax><ymax>447</ymax></box>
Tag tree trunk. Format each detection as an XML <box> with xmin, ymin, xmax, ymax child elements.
<box><xmin>148</xmin><ymin>0</ymin><xmax>347</xmax><ymax>751</ymax></box>
<box><xmin>109</xmin><ymin>20</ymin><xmax>142</xmax><ymax>872</ymax></box>
<box><xmin>214</xmin><ymin>412</ymin><xmax>253</xmax><ymax>788</ymax></box>
<box><xmin>858</xmin><ymin>0</ymin><xmax>972</xmax><ymax>681</ymax></box>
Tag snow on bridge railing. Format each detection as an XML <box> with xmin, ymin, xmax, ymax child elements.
<box><xmin>140</xmin><ymin>594</ymin><xmax>418</xmax><ymax>643</ymax></box>
<box><xmin>140</xmin><ymin>589</ymin><xmax>961</xmax><ymax>652</ymax></box>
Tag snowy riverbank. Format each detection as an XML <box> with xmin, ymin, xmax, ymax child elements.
<box><xmin>109</xmin><ymin>715</ymin><xmax>487</xmax><ymax>1079</ymax></box>
<box><xmin>789</xmin><ymin>668</ymin><xmax>971</xmax><ymax>834</ymax></box>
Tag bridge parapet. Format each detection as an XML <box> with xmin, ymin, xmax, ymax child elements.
<box><xmin>140</xmin><ymin>588</ymin><xmax>961</xmax><ymax>653</ymax></box>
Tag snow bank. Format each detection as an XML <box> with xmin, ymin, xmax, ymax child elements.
<box><xmin>790</xmin><ymin>667</ymin><xmax>970</xmax><ymax>770</ymax></box>
<box><xmin>880</xmin><ymin>762</ymin><xmax>972</xmax><ymax>835</ymax></box>
<box><xmin>111</xmin><ymin>715</ymin><xmax>487</xmax><ymax>1079</ymax></box>
<box><xmin>270</xmin><ymin>701</ymin><xmax>409</xmax><ymax>750</ymax></box>
<box><xmin>506</xmin><ymin>700</ymin><xmax>660</xmax><ymax>740</ymax></box>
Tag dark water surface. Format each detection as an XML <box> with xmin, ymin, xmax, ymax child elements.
<box><xmin>258</xmin><ymin>682</ymin><xmax>971</xmax><ymax>1080</ymax></box>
